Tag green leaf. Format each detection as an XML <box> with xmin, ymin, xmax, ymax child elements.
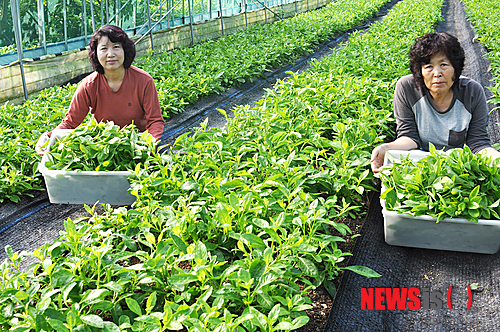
<box><xmin>170</xmin><ymin>232</ymin><xmax>187</xmax><ymax>254</ymax></box>
<box><xmin>274</xmin><ymin>321</ymin><xmax>293</xmax><ymax>330</ymax></box>
<box><xmin>342</xmin><ymin>265</ymin><xmax>381</xmax><ymax>278</ymax></box>
<box><xmin>215</xmin><ymin>203</ymin><xmax>231</xmax><ymax>227</ymax></box>
<box><xmin>291</xmin><ymin>316</ymin><xmax>310</xmax><ymax>329</ymax></box>
<box><xmin>470</xmin><ymin>282</ymin><xmax>480</xmax><ymax>291</ymax></box>
<box><xmin>125</xmin><ymin>298</ymin><xmax>142</xmax><ymax>316</ymax></box>
<box><xmin>67</xmin><ymin>311</ymin><xmax>77</xmax><ymax>328</ymax></box>
<box><xmin>469</xmin><ymin>185</ymin><xmax>480</xmax><ymax>199</ymax></box>
<box><xmin>323</xmin><ymin>279</ymin><xmax>337</xmax><ymax>299</ymax></box>
<box><xmin>64</xmin><ymin>217</ymin><xmax>77</xmax><ymax>238</ymax></box>
<box><xmin>257</xmin><ymin>293</ymin><xmax>274</xmax><ymax>310</ymax></box>
<box><xmin>103</xmin><ymin>321</ymin><xmax>121</xmax><ymax>332</ymax></box>
<box><xmin>104</xmin><ymin>281</ymin><xmax>124</xmax><ymax>293</ymax></box>
<box><xmin>268</xmin><ymin>304</ymin><xmax>281</xmax><ymax>324</ymax></box>
<box><xmin>194</xmin><ymin>241</ymin><xmax>208</xmax><ymax>265</ymax></box>
<box><xmin>47</xmin><ymin>317</ymin><xmax>69</xmax><ymax>332</ymax></box>
<box><xmin>242</xmin><ymin>233</ymin><xmax>266</xmax><ymax>249</ymax></box>
<box><xmin>5</xmin><ymin>245</ymin><xmax>14</xmax><ymax>260</ymax></box>
<box><xmin>81</xmin><ymin>314</ymin><xmax>104</xmax><ymax>328</ymax></box>
<box><xmin>181</xmin><ymin>180</ymin><xmax>199</xmax><ymax>192</ymax></box>
<box><xmin>146</xmin><ymin>292</ymin><xmax>157</xmax><ymax>313</ymax></box>
<box><xmin>229</xmin><ymin>193</ymin><xmax>239</xmax><ymax>212</ymax></box>
<box><xmin>82</xmin><ymin>289</ymin><xmax>111</xmax><ymax>304</ymax></box>
<box><xmin>169</xmin><ymin>274</ymin><xmax>199</xmax><ymax>285</ymax></box>
<box><xmin>52</xmin><ymin>268</ymin><xmax>75</xmax><ymax>288</ymax></box>
<box><xmin>296</xmin><ymin>257</ymin><xmax>319</xmax><ymax>278</ymax></box>
<box><xmin>249</xmin><ymin>259</ymin><xmax>266</xmax><ymax>281</ymax></box>
<box><xmin>15</xmin><ymin>290</ymin><xmax>29</xmax><ymax>301</ymax></box>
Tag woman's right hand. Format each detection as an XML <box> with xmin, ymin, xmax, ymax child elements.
<box><xmin>371</xmin><ymin>137</ymin><xmax>418</xmax><ymax>173</ymax></box>
<box><xmin>370</xmin><ymin>144</ymin><xmax>388</xmax><ymax>174</ymax></box>
<box><xmin>35</xmin><ymin>133</ymin><xmax>50</xmax><ymax>155</ymax></box>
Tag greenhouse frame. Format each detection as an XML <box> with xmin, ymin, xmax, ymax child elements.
<box><xmin>1</xmin><ymin>0</ymin><xmax>318</xmax><ymax>100</ymax></box>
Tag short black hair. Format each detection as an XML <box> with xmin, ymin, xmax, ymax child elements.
<box><xmin>88</xmin><ymin>25</ymin><xmax>136</xmax><ymax>74</ymax></box>
<box><xmin>409</xmin><ymin>32</ymin><xmax>465</xmax><ymax>90</ymax></box>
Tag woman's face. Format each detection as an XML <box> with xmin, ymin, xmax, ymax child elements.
<box><xmin>421</xmin><ymin>52</ymin><xmax>455</xmax><ymax>98</ymax></box>
<box><xmin>96</xmin><ymin>36</ymin><xmax>125</xmax><ymax>74</ymax></box>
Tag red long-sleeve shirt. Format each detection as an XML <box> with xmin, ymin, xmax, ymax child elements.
<box><xmin>56</xmin><ymin>66</ymin><xmax>165</xmax><ymax>140</ymax></box>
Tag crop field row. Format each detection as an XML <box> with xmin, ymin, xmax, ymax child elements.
<box><xmin>0</xmin><ymin>0</ymin><xmax>390</xmax><ymax>204</ymax></box>
<box><xmin>462</xmin><ymin>0</ymin><xmax>500</xmax><ymax>107</ymax></box>
<box><xmin>0</xmin><ymin>0</ymin><xmax>446</xmax><ymax>331</ymax></box>
<box><xmin>137</xmin><ymin>0</ymin><xmax>391</xmax><ymax>118</ymax></box>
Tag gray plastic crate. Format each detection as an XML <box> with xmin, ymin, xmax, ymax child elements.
<box><xmin>380</xmin><ymin>150</ymin><xmax>500</xmax><ymax>254</ymax></box>
<box><xmin>38</xmin><ymin>129</ymin><xmax>136</xmax><ymax>205</ymax></box>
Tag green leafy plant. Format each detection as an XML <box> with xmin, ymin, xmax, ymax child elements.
<box><xmin>0</xmin><ymin>0</ymin><xmax>391</xmax><ymax>203</ymax></box>
<box><xmin>379</xmin><ymin>144</ymin><xmax>500</xmax><ymax>223</ymax></box>
<box><xmin>45</xmin><ymin>120</ymin><xmax>157</xmax><ymax>171</ymax></box>
<box><xmin>137</xmin><ymin>0</ymin><xmax>392</xmax><ymax>119</ymax></box>
<box><xmin>462</xmin><ymin>0</ymin><xmax>500</xmax><ymax>108</ymax></box>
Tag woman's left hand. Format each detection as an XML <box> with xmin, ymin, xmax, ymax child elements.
<box><xmin>35</xmin><ymin>133</ymin><xmax>50</xmax><ymax>155</ymax></box>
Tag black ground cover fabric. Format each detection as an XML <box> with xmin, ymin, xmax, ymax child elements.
<box><xmin>325</xmin><ymin>192</ymin><xmax>500</xmax><ymax>332</ymax></box>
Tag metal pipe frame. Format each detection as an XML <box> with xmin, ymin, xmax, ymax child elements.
<box><xmin>135</xmin><ymin>0</ymin><xmax>171</xmax><ymax>36</ymax></box>
<box><xmin>90</xmin><ymin>0</ymin><xmax>96</xmax><ymax>32</ymax></box>
<box><xmin>115</xmin><ymin>0</ymin><xmax>120</xmax><ymax>25</ymax></box>
<box><xmin>8</xmin><ymin>0</ymin><xmax>291</xmax><ymax>76</ymax></box>
<box><xmin>187</xmin><ymin>0</ymin><xmax>194</xmax><ymax>45</ymax></box>
<box><xmin>106</xmin><ymin>0</ymin><xmax>109</xmax><ymax>23</ymax></box>
<box><xmin>107</xmin><ymin>0</ymin><xmax>133</xmax><ymax>24</ymax></box>
<box><xmin>100</xmin><ymin>0</ymin><xmax>104</xmax><ymax>25</ymax></box>
<box><xmin>244</xmin><ymin>0</ymin><xmax>247</xmax><ymax>27</ymax></box>
<box><xmin>250</xmin><ymin>0</ymin><xmax>283</xmax><ymax>20</ymax></box>
<box><xmin>133</xmin><ymin>0</ymin><xmax>182</xmax><ymax>45</ymax></box>
<box><xmin>160</xmin><ymin>0</ymin><xmax>163</xmax><ymax>29</ymax></box>
<box><xmin>10</xmin><ymin>0</ymin><xmax>28</xmax><ymax>100</ymax></box>
<box><xmin>83</xmin><ymin>0</ymin><xmax>88</xmax><ymax>44</ymax></box>
<box><xmin>37</xmin><ymin>0</ymin><xmax>47</xmax><ymax>54</ymax></box>
<box><xmin>263</xmin><ymin>0</ymin><xmax>266</xmax><ymax>24</ymax></box>
<box><xmin>63</xmin><ymin>0</ymin><xmax>68</xmax><ymax>50</ymax></box>
<box><xmin>218</xmin><ymin>0</ymin><xmax>224</xmax><ymax>36</ymax></box>
<box><xmin>133</xmin><ymin>0</ymin><xmax>137</xmax><ymax>31</ymax></box>
<box><xmin>146</xmin><ymin>0</ymin><xmax>154</xmax><ymax>49</ymax></box>
<box><xmin>167</xmin><ymin>0</ymin><xmax>171</xmax><ymax>28</ymax></box>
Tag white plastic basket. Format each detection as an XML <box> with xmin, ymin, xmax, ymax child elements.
<box><xmin>380</xmin><ymin>150</ymin><xmax>500</xmax><ymax>254</ymax></box>
<box><xmin>38</xmin><ymin>129</ymin><xmax>136</xmax><ymax>205</ymax></box>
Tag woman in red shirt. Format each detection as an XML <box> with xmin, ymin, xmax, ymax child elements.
<box><xmin>36</xmin><ymin>25</ymin><xmax>164</xmax><ymax>152</ymax></box>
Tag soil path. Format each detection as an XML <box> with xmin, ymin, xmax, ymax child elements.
<box><xmin>324</xmin><ymin>1</ymin><xmax>500</xmax><ymax>332</ymax></box>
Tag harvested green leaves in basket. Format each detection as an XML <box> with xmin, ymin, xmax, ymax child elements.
<box><xmin>378</xmin><ymin>144</ymin><xmax>500</xmax><ymax>223</ymax></box>
<box><xmin>45</xmin><ymin>120</ymin><xmax>157</xmax><ymax>171</ymax></box>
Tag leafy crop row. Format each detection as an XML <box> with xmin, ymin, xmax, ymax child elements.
<box><xmin>0</xmin><ymin>0</ymin><xmax>390</xmax><ymax>204</ymax></box>
<box><xmin>0</xmin><ymin>0</ymin><xmax>445</xmax><ymax>331</ymax></box>
<box><xmin>0</xmin><ymin>85</ymin><xmax>77</xmax><ymax>203</ymax></box>
<box><xmin>462</xmin><ymin>0</ymin><xmax>500</xmax><ymax>106</ymax></box>
<box><xmin>137</xmin><ymin>0</ymin><xmax>391</xmax><ymax>118</ymax></box>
